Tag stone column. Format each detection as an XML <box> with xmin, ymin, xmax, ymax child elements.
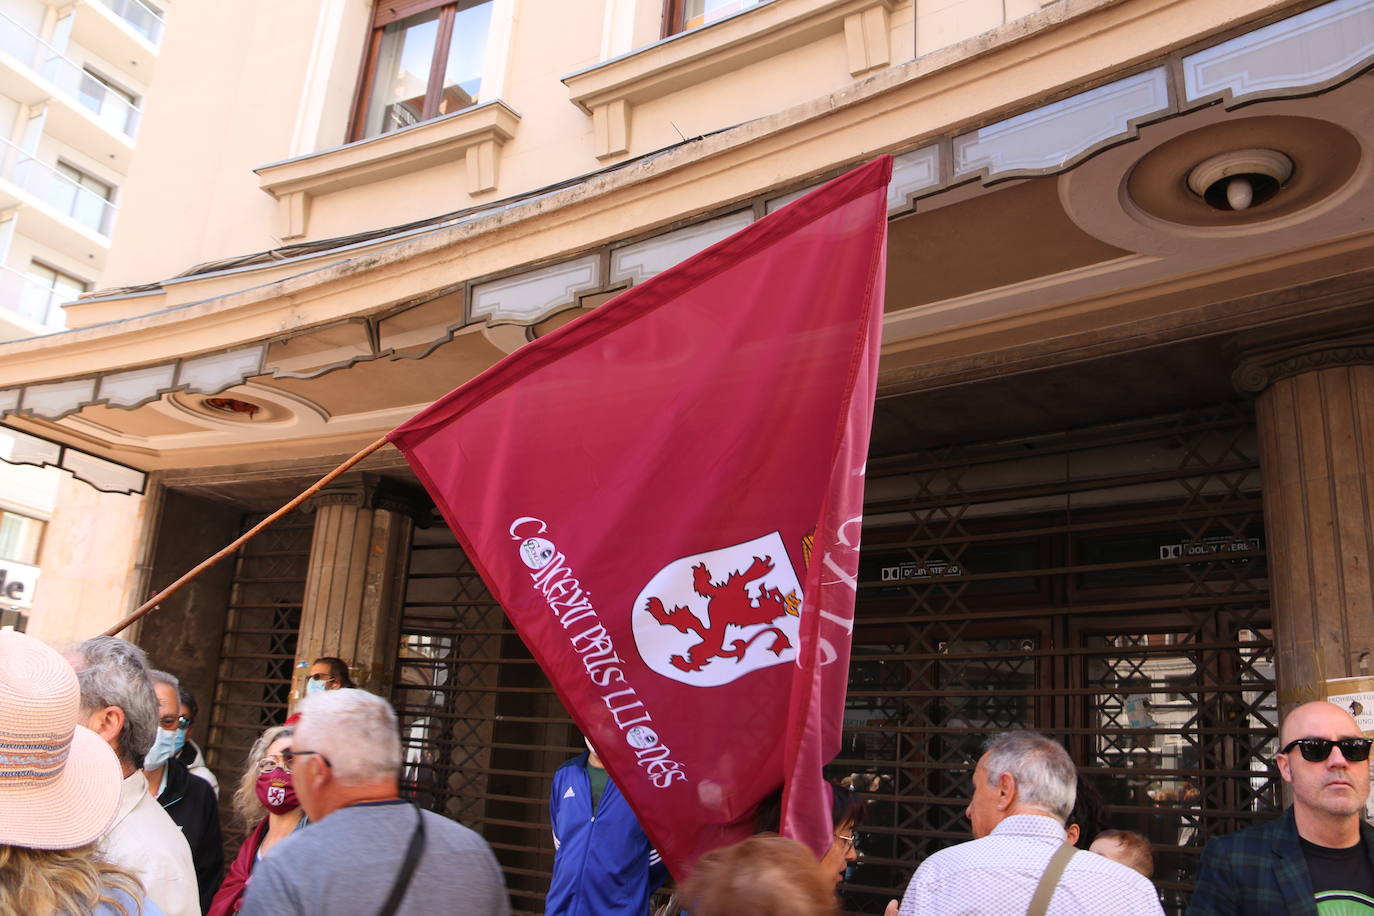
<box><xmin>1235</xmin><ymin>332</ymin><xmax>1374</xmax><ymax>711</ymax></box>
<box><xmin>293</xmin><ymin>474</ymin><xmax>429</xmax><ymax>703</ymax></box>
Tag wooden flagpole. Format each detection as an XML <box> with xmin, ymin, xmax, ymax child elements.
<box><xmin>102</xmin><ymin>435</ymin><xmax>393</xmax><ymax>637</ymax></box>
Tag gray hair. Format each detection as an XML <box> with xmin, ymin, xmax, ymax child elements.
<box><xmin>72</xmin><ymin>636</ymin><xmax>159</xmax><ymax>770</ymax></box>
<box><xmin>982</xmin><ymin>731</ymin><xmax>1077</xmax><ymax>821</ymax></box>
<box><xmin>295</xmin><ymin>688</ymin><xmax>401</xmax><ymax>786</ymax></box>
<box><xmin>148</xmin><ymin>669</ymin><xmax>180</xmax><ymax>693</ymax></box>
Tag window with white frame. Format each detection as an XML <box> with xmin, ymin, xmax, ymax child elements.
<box><xmin>351</xmin><ymin>0</ymin><xmax>495</xmax><ymax>141</ymax></box>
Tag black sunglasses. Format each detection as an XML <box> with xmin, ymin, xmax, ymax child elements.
<box><xmin>1280</xmin><ymin>737</ymin><xmax>1373</xmax><ymax>763</ymax></box>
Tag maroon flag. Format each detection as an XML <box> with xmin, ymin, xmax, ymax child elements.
<box><xmin>388</xmin><ymin>157</ymin><xmax>890</xmax><ymax>876</ymax></box>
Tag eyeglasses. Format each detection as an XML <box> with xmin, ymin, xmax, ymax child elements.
<box><xmin>1280</xmin><ymin>737</ymin><xmax>1373</xmax><ymax>763</ymax></box>
<box><xmin>158</xmin><ymin>715</ymin><xmax>191</xmax><ymax>731</ymax></box>
<box><xmin>258</xmin><ymin>755</ymin><xmax>293</xmax><ymax>774</ymax></box>
<box><xmin>307</xmin><ymin>674</ymin><xmax>337</xmax><ymax>683</ymax></box>
<box><xmin>835</xmin><ymin>832</ymin><xmax>860</xmax><ymax>853</ymax></box>
<box><xmin>290</xmin><ymin>749</ymin><xmax>333</xmax><ymax>769</ymax></box>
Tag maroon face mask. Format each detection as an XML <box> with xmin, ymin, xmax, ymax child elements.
<box><xmin>255</xmin><ymin>768</ymin><xmax>299</xmax><ymax>814</ymax></box>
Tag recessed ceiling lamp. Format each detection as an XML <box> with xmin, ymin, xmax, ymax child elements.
<box><xmin>203</xmin><ymin>397</ymin><xmax>261</xmax><ymax>418</ymax></box>
<box><xmin>1187</xmin><ymin>148</ymin><xmax>1293</xmax><ymax>212</ymax></box>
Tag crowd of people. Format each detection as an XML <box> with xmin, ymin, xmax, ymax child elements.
<box><xmin>3</xmin><ymin>625</ymin><xmax>1371</xmax><ymax>915</ymax></box>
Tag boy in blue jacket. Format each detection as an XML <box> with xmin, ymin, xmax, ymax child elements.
<box><xmin>547</xmin><ymin>737</ymin><xmax>668</xmax><ymax>915</ymax></box>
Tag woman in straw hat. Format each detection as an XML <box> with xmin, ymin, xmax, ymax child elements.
<box><xmin>0</xmin><ymin>629</ymin><xmax>163</xmax><ymax>915</ymax></box>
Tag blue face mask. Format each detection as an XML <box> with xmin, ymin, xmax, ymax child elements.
<box><xmin>306</xmin><ymin>678</ymin><xmax>329</xmax><ymax>696</ymax></box>
<box><xmin>173</xmin><ymin>726</ymin><xmax>188</xmax><ymax>754</ymax></box>
<box><xmin>144</xmin><ymin>728</ymin><xmax>179</xmax><ymax>771</ymax></box>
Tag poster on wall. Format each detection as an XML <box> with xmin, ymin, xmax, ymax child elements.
<box><xmin>1325</xmin><ymin>675</ymin><xmax>1374</xmax><ymax>819</ymax></box>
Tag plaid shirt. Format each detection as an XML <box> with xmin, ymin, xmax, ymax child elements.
<box><xmin>897</xmin><ymin>815</ymin><xmax>1164</xmax><ymax>916</ymax></box>
<box><xmin>1187</xmin><ymin>809</ymin><xmax>1374</xmax><ymax>916</ymax></box>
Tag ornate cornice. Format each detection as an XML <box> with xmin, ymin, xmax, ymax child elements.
<box><xmin>304</xmin><ymin>474</ymin><xmax>433</xmax><ymax>525</ymax></box>
<box><xmin>1232</xmin><ymin>332</ymin><xmax>1374</xmax><ymax>394</ymax></box>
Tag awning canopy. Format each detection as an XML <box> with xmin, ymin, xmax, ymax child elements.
<box><xmin>0</xmin><ymin>425</ymin><xmax>146</xmax><ymax>494</ymax></box>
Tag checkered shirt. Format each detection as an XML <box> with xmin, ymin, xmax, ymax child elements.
<box><xmin>897</xmin><ymin>814</ymin><xmax>1165</xmax><ymax>916</ymax></box>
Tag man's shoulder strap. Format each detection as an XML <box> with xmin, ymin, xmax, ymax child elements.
<box><xmin>1026</xmin><ymin>843</ymin><xmax>1078</xmax><ymax>916</ymax></box>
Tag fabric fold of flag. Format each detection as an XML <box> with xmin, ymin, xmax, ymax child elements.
<box><xmin>388</xmin><ymin>156</ymin><xmax>891</xmax><ymax>878</ymax></box>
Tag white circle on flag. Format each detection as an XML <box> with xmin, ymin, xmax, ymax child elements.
<box><xmin>626</xmin><ymin>726</ymin><xmax>659</xmax><ymax>749</ymax></box>
<box><xmin>519</xmin><ymin>538</ymin><xmax>556</xmax><ymax>570</ymax></box>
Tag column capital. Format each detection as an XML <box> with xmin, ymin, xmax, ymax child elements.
<box><xmin>304</xmin><ymin>473</ymin><xmax>432</xmax><ymax>525</ymax></box>
<box><xmin>1232</xmin><ymin>330</ymin><xmax>1374</xmax><ymax>394</ymax></box>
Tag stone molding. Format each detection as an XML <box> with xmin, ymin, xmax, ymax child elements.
<box><xmin>562</xmin><ymin>0</ymin><xmax>897</xmax><ymax>159</ymax></box>
<box><xmin>254</xmin><ymin>101</ymin><xmax>522</xmax><ymax>240</ymax></box>
<box><xmin>1232</xmin><ymin>331</ymin><xmax>1374</xmax><ymax>393</ymax></box>
<box><xmin>304</xmin><ymin>474</ymin><xmax>432</xmax><ymax>524</ymax></box>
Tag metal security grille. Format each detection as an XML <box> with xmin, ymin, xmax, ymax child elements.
<box><xmin>835</xmin><ymin>403</ymin><xmax>1276</xmax><ymax>915</ymax></box>
<box><xmin>394</xmin><ymin>522</ymin><xmax>574</xmax><ymax>916</ymax></box>
<box><xmin>205</xmin><ymin>510</ymin><xmax>312</xmax><ymax>831</ymax></box>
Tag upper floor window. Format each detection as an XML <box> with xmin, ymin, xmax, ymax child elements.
<box><xmin>19</xmin><ymin>261</ymin><xmax>86</xmax><ymax>327</ymax></box>
<box><xmin>351</xmin><ymin>0</ymin><xmax>494</xmax><ymax>141</ymax></box>
<box><xmin>79</xmin><ymin>68</ymin><xmax>140</xmax><ymax>136</ymax></box>
<box><xmin>97</xmin><ymin>0</ymin><xmax>166</xmax><ymax>44</ymax></box>
<box><xmin>52</xmin><ymin>161</ymin><xmax>115</xmax><ymax>234</ymax></box>
<box><xmin>28</xmin><ymin>261</ymin><xmax>90</xmax><ymax>299</ymax></box>
<box><xmin>664</xmin><ymin>0</ymin><xmax>767</xmax><ymax>36</ymax></box>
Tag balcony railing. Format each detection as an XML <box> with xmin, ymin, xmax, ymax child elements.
<box><xmin>0</xmin><ymin>267</ymin><xmax>72</xmax><ymax>330</ymax></box>
<box><xmin>95</xmin><ymin>0</ymin><xmax>165</xmax><ymax>45</ymax></box>
<box><xmin>0</xmin><ymin>139</ymin><xmax>118</xmax><ymax>237</ymax></box>
<box><xmin>0</xmin><ymin>10</ymin><xmax>143</xmax><ymax>138</ymax></box>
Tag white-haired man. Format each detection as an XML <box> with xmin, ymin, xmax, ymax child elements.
<box><xmin>68</xmin><ymin>636</ymin><xmax>199</xmax><ymax>916</ymax></box>
<box><xmin>893</xmin><ymin>730</ymin><xmax>1163</xmax><ymax>915</ymax></box>
<box><xmin>241</xmin><ymin>688</ymin><xmax>510</xmax><ymax>916</ymax></box>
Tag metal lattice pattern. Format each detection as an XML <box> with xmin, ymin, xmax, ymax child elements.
<box><xmin>205</xmin><ymin>510</ymin><xmax>311</xmax><ymax>830</ymax></box>
<box><xmin>394</xmin><ymin>522</ymin><xmax>576</xmax><ymax>916</ymax></box>
<box><xmin>833</xmin><ymin>404</ymin><xmax>1276</xmax><ymax>916</ymax></box>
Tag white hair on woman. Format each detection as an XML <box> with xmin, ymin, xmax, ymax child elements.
<box><xmin>295</xmin><ymin>688</ymin><xmax>402</xmax><ymax>785</ymax></box>
<box><xmin>981</xmin><ymin>730</ymin><xmax>1077</xmax><ymax>822</ymax></box>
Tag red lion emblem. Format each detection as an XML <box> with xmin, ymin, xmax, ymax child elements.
<box><xmin>644</xmin><ymin>555</ymin><xmax>800</xmax><ymax>672</ymax></box>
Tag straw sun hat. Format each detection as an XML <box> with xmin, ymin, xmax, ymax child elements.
<box><xmin>0</xmin><ymin>628</ymin><xmax>122</xmax><ymax>849</ymax></box>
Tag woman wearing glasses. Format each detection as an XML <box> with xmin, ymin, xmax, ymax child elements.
<box><xmin>206</xmin><ymin>726</ymin><xmax>308</xmax><ymax>916</ymax></box>
<box><xmin>753</xmin><ymin>781</ymin><xmax>866</xmax><ymax>888</ymax></box>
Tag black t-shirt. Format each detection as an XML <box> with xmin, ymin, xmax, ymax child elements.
<box><xmin>1302</xmin><ymin>836</ymin><xmax>1374</xmax><ymax>914</ymax></box>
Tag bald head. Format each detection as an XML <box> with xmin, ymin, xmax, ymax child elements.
<box><xmin>1281</xmin><ymin>701</ymin><xmax>1363</xmax><ymax>747</ymax></box>
<box><xmin>1276</xmin><ymin>700</ymin><xmax>1370</xmax><ymax>848</ymax></box>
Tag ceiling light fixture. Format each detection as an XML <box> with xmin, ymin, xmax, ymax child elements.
<box><xmin>1187</xmin><ymin>148</ymin><xmax>1293</xmax><ymax>212</ymax></box>
<box><xmin>203</xmin><ymin>397</ymin><xmax>261</xmax><ymax>418</ymax></box>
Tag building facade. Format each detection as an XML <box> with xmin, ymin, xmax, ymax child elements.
<box><xmin>0</xmin><ymin>0</ymin><xmax>166</xmax><ymax>629</ymax></box>
<box><xmin>3</xmin><ymin>0</ymin><xmax>1373</xmax><ymax>911</ymax></box>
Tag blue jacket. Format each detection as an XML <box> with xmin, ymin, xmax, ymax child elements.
<box><xmin>547</xmin><ymin>752</ymin><xmax>667</xmax><ymax>916</ymax></box>
<box><xmin>1187</xmin><ymin>808</ymin><xmax>1374</xmax><ymax>915</ymax></box>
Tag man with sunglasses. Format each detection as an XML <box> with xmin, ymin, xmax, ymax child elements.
<box><xmin>1188</xmin><ymin>700</ymin><xmax>1374</xmax><ymax>915</ymax></box>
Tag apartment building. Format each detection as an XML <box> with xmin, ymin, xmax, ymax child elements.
<box><xmin>0</xmin><ymin>0</ymin><xmax>163</xmax><ymax>630</ymax></box>
<box><xmin>1</xmin><ymin>0</ymin><xmax>1372</xmax><ymax>911</ymax></box>
<box><xmin>0</xmin><ymin>0</ymin><xmax>159</xmax><ymax>333</ymax></box>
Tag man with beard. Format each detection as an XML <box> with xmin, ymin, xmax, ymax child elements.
<box><xmin>1188</xmin><ymin>701</ymin><xmax>1374</xmax><ymax>914</ymax></box>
